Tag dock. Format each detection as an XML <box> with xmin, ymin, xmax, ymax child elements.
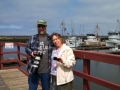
<box><xmin>0</xmin><ymin>68</ymin><xmax>42</xmax><ymax>90</ymax></box>
<box><xmin>106</xmin><ymin>50</ymin><xmax>120</xmax><ymax>55</ymax></box>
<box><xmin>76</xmin><ymin>45</ymin><xmax>114</xmax><ymax>50</ymax></box>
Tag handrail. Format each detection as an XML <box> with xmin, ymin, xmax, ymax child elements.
<box><xmin>0</xmin><ymin>42</ymin><xmax>29</xmax><ymax>69</ymax></box>
<box><xmin>74</xmin><ymin>50</ymin><xmax>120</xmax><ymax>65</ymax></box>
<box><xmin>0</xmin><ymin>42</ymin><xmax>120</xmax><ymax>90</ymax></box>
<box><xmin>73</xmin><ymin>50</ymin><xmax>120</xmax><ymax>90</ymax></box>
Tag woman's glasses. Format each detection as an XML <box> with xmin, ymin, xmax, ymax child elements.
<box><xmin>52</xmin><ymin>38</ymin><xmax>60</xmax><ymax>42</ymax></box>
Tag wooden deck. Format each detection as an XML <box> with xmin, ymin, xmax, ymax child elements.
<box><xmin>0</xmin><ymin>68</ymin><xmax>42</xmax><ymax>90</ymax></box>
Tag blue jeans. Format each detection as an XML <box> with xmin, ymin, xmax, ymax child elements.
<box><xmin>28</xmin><ymin>73</ymin><xmax>50</xmax><ymax>90</ymax></box>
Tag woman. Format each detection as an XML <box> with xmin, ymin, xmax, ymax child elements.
<box><xmin>50</xmin><ymin>33</ymin><xmax>76</xmax><ymax>90</ymax></box>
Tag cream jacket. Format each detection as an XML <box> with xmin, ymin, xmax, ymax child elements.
<box><xmin>55</xmin><ymin>44</ymin><xmax>76</xmax><ymax>85</ymax></box>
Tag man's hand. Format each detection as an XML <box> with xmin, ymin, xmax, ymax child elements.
<box><xmin>31</xmin><ymin>51</ymin><xmax>36</xmax><ymax>57</ymax></box>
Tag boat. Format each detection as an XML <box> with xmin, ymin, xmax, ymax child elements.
<box><xmin>84</xmin><ymin>33</ymin><xmax>102</xmax><ymax>46</ymax></box>
<box><xmin>110</xmin><ymin>43</ymin><xmax>120</xmax><ymax>51</ymax></box>
<box><xmin>84</xmin><ymin>24</ymin><xmax>103</xmax><ymax>46</ymax></box>
<box><xmin>105</xmin><ymin>30</ymin><xmax>120</xmax><ymax>47</ymax></box>
<box><xmin>65</xmin><ymin>36</ymin><xmax>83</xmax><ymax>48</ymax></box>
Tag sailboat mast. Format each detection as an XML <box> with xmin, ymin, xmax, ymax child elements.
<box><xmin>83</xmin><ymin>24</ymin><xmax>84</xmax><ymax>36</ymax></box>
<box><xmin>61</xmin><ymin>21</ymin><xmax>66</xmax><ymax>36</ymax></box>
<box><xmin>94</xmin><ymin>23</ymin><xmax>100</xmax><ymax>38</ymax></box>
<box><xmin>117</xmin><ymin>19</ymin><xmax>120</xmax><ymax>32</ymax></box>
<box><xmin>71</xmin><ymin>20</ymin><xmax>74</xmax><ymax>36</ymax></box>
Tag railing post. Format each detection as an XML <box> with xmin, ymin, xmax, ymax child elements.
<box><xmin>0</xmin><ymin>43</ymin><xmax>1</xmax><ymax>69</ymax></box>
<box><xmin>83</xmin><ymin>59</ymin><xmax>90</xmax><ymax>90</ymax></box>
<box><xmin>17</xmin><ymin>43</ymin><xmax>20</xmax><ymax>67</ymax></box>
<box><xmin>0</xmin><ymin>43</ymin><xmax>3</xmax><ymax>69</ymax></box>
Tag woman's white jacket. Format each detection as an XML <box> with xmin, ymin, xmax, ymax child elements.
<box><xmin>55</xmin><ymin>44</ymin><xmax>76</xmax><ymax>85</ymax></box>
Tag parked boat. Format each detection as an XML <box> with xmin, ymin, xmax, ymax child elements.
<box><xmin>84</xmin><ymin>33</ymin><xmax>102</xmax><ymax>46</ymax></box>
<box><xmin>105</xmin><ymin>30</ymin><xmax>120</xmax><ymax>47</ymax></box>
<box><xmin>110</xmin><ymin>43</ymin><xmax>120</xmax><ymax>51</ymax></box>
<box><xmin>65</xmin><ymin>36</ymin><xmax>83</xmax><ymax>48</ymax></box>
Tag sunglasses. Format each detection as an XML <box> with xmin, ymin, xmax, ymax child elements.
<box><xmin>37</xmin><ymin>25</ymin><xmax>46</xmax><ymax>28</ymax></box>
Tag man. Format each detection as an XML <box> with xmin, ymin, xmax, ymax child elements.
<box><xmin>25</xmin><ymin>19</ymin><xmax>53</xmax><ymax>90</ymax></box>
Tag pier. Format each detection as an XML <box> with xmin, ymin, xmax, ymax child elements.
<box><xmin>76</xmin><ymin>45</ymin><xmax>113</xmax><ymax>50</ymax></box>
<box><xmin>0</xmin><ymin>68</ymin><xmax>42</xmax><ymax>90</ymax></box>
<box><xmin>0</xmin><ymin>42</ymin><xmax>120</xmax><ymax>90</ymax></box>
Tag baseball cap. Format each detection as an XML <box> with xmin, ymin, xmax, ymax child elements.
<box><xmin>37</xmin><ymin>19</ymin><xmax>47</xmax><ymax>25</ymax></box>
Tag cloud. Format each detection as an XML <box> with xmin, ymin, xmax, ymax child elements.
<box><xmin>0</xmin><ymin>25</ymin><xmax>23</xmax><ymax>29</ymax></box>
<box><xmin>0</xmin><ymin>0</ymin><xmax>120</xmax><ymax>35</ymax></box>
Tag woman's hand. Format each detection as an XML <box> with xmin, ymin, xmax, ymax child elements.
<box><xmin>57</xmin><ymin>58</ymin><xmax>63</xmax><ymax>63</ymax></box>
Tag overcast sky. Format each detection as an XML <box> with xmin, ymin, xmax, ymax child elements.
<box><xmin>0</xmin><ymin>0</ymin><xmax>120</xmax><ymax>36</ymax></box>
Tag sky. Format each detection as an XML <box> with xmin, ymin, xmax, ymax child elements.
<box><xmin>0</xmin><ymin>0</ymin><xmax>120</xmax><ymax>36</ymax></box>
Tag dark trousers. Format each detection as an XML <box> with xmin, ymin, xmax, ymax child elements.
<box><xmin>28</xmin><ymin>73</ymin><xmax>50</xmax><ymax>90</ymax></box>
<box><xmin>51</xmin><ymin>75</ymin><xmax>60</xmax><ymax>90</ymax></box>
<box><xmin>51</xmin><ymin>75</ymin><xmax>73</xmax><ymax>90</ymax></box>
<box><xmin>58</xmin><ymin>81</ymin><xmax>73</xmax><ymax>90</ymax></box>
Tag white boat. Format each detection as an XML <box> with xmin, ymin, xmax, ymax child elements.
<box><xmin>65</xmin><ymin>36</ymin><xmax>83</xmax><ymax>48</ymax></box>
<box><xmin>84</xmin><ymin>34</ymin><xmax>102</xmax><ymax>46</ymax></box>
<box><xmin>105</xmin><ymin>30</ymin><xmax>120</xmax><ymax>47</ymax></box>
<box><xmin>110</xmin><ymin>43</ymin><xmax>120</xmax><ymax>51</ymax></box>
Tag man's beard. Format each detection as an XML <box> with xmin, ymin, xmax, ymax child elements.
<box><xmin>38</xmin><ymin>31</ymin><xmax>45</xmax><ymax>35</ymax></box>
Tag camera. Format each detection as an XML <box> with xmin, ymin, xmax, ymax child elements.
<box><xmin>30</xmin><ymin>51</ymin><xmax>43</xmax><ymax>73</ymax></box>
<box><xmin>53</xmin><ymin>57</ymin><xmax>60</xmax><ymax>61</ymax></box>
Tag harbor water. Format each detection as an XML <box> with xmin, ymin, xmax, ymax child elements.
<box><xmin>2</xmin><ymin>46</ymin><xmax>120</xmax><ymax>90</ymax></box>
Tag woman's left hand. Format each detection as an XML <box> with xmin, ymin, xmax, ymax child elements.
<box><xmin>57</xmin><ymin>58</ymin><xmax>63</xmax><ymax>63</ymax></box>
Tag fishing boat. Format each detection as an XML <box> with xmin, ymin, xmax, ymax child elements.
<box><xmin>84</xmin><ymin>33</ymin><xmax>102</xmax><ymax>46</ymax></box>
<box><xmin>65</xmin><ymin>36</ymin><xmax>83</xmax><ymax>48</ymax></box>
<box><xmin>84</xmin><ymin>24</ymin><xmax>103</xmax><ymax>46</ymax></box>
<box><xmin>110</xmin><ymin>43</ymin><xmax>120</xmax><ymax>51</ymax></box>
<box><xmin>105</xmin><ymin>30</ymin><xmax>120</xmax><ymax>47</ymax></box>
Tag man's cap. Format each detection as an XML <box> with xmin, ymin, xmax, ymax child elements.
<box><xmin>37</xmin><ymin>19</ymin><xmax>47</xmax><ymax>25</ymax></box>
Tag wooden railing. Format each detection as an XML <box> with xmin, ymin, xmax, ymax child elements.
<box><xmin>0</xmin><ymin>42</ymin><xmax>29</xmax><ymax>76</ymax></box>
<box><xmin>0</xmin><ymin>42</ymin><xmax>120</xmax><ymax>90</ymax></box>
<box><xmin>73</xmin><ymin>50</ymin><xmax>120</xmax><ymax>90</ymax></box>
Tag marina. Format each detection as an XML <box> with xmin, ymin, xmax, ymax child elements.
<box><xmin>1</xmin><ymin>0</ymin><xmax>120</xmax><ymax>90</ymax></box>
<box><xmin>0</xmin><ymin>35</ymin><xmax>119</xmax><ymax>54</ymax></box>
<box><xmin>1</xmin><ymin>23</ymin><xmax>120</xmax><ymax>89</ymax></box>
<box><xmin>0</xmin><ymin>0</ymin><xmax>120</xmax><ymax>90</ymax></box>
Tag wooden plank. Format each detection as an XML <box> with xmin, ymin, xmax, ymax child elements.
<box><xmin>0</xmin><ymin>68</ymin><xmax>42</xmax><ymax>90</ymax></box>
<box><xmin>0</xmin><ymin>75</ymin><xmax>10</xmax><ymax>90</ymax></box>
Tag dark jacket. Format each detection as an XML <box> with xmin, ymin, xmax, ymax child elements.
<box><xmin>25</xmin><ymin>34</ymin><xmax>53</xmax><ymax>74</ymax></box>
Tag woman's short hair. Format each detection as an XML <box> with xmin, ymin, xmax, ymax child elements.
<box><xmin>51</xmin><ymin>32</ymin><xmax>65</xmax><ymax>44</ymax></box>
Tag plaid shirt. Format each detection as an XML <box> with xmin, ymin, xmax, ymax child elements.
<box><xmin>25</xmin><ymin>34</ymin><xmax>53</xmax><ymax>74</ymax></box>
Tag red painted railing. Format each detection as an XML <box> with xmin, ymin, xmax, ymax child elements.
<box><xmin>0</xmin><ymin>42</ymin><xmax>29</xmax><ymax>76</ymax></box>
<box><xmin>0</xmin><ymin>42</ymin><xmax>120</xmax><ymax>90</ymax></box>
